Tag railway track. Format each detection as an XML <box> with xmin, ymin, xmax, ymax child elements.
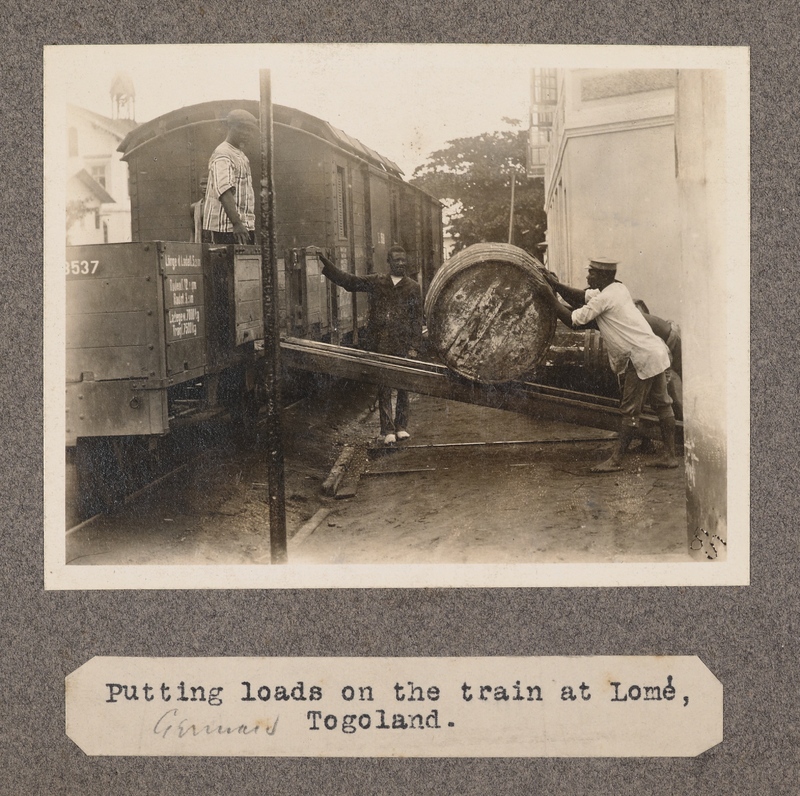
<box><xmin>66</xmin><ymin>461</ymin><xmax>193</xmax><ymax>536</ymax></box>
<box><xmin>66</xmin><ymin>341</ymin><xmax>677</xmax><ymax>533</ymax></box>
<box><xmin>65</xmin><ymin>398</ymin><xmax>304</xmax><ymax>533</ymax></box>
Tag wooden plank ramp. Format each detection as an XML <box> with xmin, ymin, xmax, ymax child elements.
<box><xmin>280</xmin><ymin>338</ymin><xmax>680</xmax><ymax>441</ymax></box>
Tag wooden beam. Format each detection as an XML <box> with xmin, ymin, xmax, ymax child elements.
<box><xmin>280</xmin><ymin>338</ymin><xmax>679</xmax><ymax>441</ymax></box>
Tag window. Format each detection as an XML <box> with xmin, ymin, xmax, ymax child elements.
<box><xmin>103</xmin><ymin>221</ymin><xmax>109</xmax><ymax>244</ymax></box>
<box><xmin>68</xmin><ymin>127</ymin><xmax>78</xmax><ymax>156</ymax></box>
<box><xmin>336</xmin><ymin>167</ymin><xmax>348</xmax><ymax>239</ymax></box>
<box><xmin>90</xmin><ymin>165</ymin><xmax>106</xmax><ymax>189</ymax></box>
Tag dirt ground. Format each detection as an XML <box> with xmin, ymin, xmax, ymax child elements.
<box><xmin>291</xmin><ymin>389</ymin><xmax>689</xmax><ymax>565</ymax></box>
<box><xmin>66</xmin><ymin>378</ymin><xmax>690</xmax><ymax>567</ymax></box>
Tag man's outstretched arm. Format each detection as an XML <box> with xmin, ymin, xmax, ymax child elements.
<box><xmin>309</xmin><ymin>247</ymin><xmax>368</xmax><ymax>293</ymax></box>
<box><xmin>543</xmin><ymin>271</ymin><xmax>586</xmax><ymax>309</ymax></box>
<box><xmin>544</xmin><ymin>284</ymin><xmax>577</xmax><ymax>329</ymax></box>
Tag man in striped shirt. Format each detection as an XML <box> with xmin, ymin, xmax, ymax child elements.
<box><xmin>202</xmin><ymin>109</ymin><xmax>258</xmax><ymax>245</ymax></box>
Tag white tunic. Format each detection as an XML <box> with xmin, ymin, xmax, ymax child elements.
<box><xmin>571</xmin><ymin>282</ymin><xmax>671</xmax><ymax>379</ymax></box>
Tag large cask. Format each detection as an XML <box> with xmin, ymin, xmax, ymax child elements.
<box><xmin>424</xmin><ymin>243</ymin><xmax>556</xmax><ymax>383</ymax></box>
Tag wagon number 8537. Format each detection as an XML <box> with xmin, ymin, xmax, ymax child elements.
<box><xmin>65</xmin><ymin>260</ymin><xmax>99</xmax><ymax>275</ymax></box>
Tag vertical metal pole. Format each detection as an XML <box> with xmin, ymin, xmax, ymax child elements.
<box><xmin>508</xmin><ymin>171</ymin><xmax>516</xmax><ymax>245</ymax></box>
<box><xmin>259</xmin><ymin>69</ymin><xmax>287</xmax><ymax>564</ymax></box>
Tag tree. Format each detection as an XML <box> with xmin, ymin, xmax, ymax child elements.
<box><xmin>66</xmin><ymin>199</ymin><xmax>93</xmax><ymax>244</ymax></box>
<box><xmin>410</xmin><ymin>120</ymin><xmax>547</xmax><ymax>256</ymax></box>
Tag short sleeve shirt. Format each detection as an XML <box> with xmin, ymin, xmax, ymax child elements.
<box><xmin>202</xmin><ymin>141</ymin><xmax>256</xmax><ymax>232</ymax></box>
<box><xmin>571</xmin><ymin>281</ymin><xmax>671</xmax><ymax>379</ymax></box>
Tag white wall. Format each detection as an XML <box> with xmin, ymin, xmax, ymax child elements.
<box><xmin>675</xmin><ymin>70</ymin><xmax>729</xmax><ymax>552</ymax></box>
<box><xmin>544</xmin><ymin>70</ymin><xmax>682</xmax><ymax>325</ymax></box>
<box><xmin>558</xmin><ymin>124</ymin><xmax>682</xmax><ymax>324</ymax></box>
<box><xmin>66</xmin><ymin>109</ymin><xmax>132</xmax><ymax>245</ymax></box>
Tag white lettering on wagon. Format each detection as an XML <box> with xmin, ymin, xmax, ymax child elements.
<box><xmin>164</xmin><ymin>254</ymin><xmax>201</xmax><ymax>271</ymax></box>
<box><xmin>65</xmin><ymin>259</ymin><xmax>100</xmax><ymax>275</ymax></box>
<box><xmin>168</xmin><ymin>307</ymin><xmax>201</xmax><ymax>339</ymax></box>
<box><xmin>167</xmin><ymin>276</ymin><xmax>198</xmax><ymax>306</ymax></box>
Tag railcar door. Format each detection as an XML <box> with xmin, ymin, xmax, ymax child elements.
<box><xmin>285</xmin><ymin>247</ymin><xmax>329</xmax><ymax>340</ymax></box>
<box><xmin>368</xmin><ymin>171</ymin><xmax>392</xmax><ymax>274</ymax></box>
<box><xmin>331</xmin><ymin>244</ymin><xmax>352</xmax><ymax>338</ymax></box>
<box><xmin>232</xmin><ymin>246</ymin><xmax>264</xmax><ymax>346</ymax></box>
<box><xmin>285</xmin><ymin>248</ymin><xmax>307</xmax><ymax>337</ymax></box>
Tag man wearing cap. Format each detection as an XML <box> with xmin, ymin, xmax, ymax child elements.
<box><xmin>202</xmin><ymin>109</ymin><xmax>259</xmax><ymax>245</ymax></box>
<box><xmin>308</xmin><ymin>245</ymin><xmax>423</xmax><ymax>446</ymax></box>
<box><xmin>544</xmin><ymin>258</ymin><xmax>679</xmax><ymax>472</ymax></box>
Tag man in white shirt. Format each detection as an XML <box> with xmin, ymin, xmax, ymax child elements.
<box><xmin>545</xmin><ymin>257</ymin><xmax>679</xmax><ymax>472</ymax></box>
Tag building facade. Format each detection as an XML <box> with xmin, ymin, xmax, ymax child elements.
<box><xmin>66</xmin><ymin>99</ymin><xmax>138</xmax><ymax>245</ymax></box>
<box><xmin>532</xmin><ymin>69</ymin><xmax>682</xmax><ymax>325</ymax></box>
<box><xmin>531</xmin><ymin>67</ymin><xmax>735</xmax><ymax>554</ymax></box>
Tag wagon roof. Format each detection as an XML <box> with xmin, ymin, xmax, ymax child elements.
<box><xmin>117</xmin><ymin>99</ymin><xmax>405</xmax><ymax>177</ymax></box>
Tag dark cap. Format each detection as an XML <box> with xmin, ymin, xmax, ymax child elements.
<box><xmin>588</xmin><ymin>256</ymin><xmax>618</xmax><ymax>271</ymax></box>
<box><xmin>225</xmin><ymin>109</ymin><xmax>259</xmax><ymax>130</ymax></box>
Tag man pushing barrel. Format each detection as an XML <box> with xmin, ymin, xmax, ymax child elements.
<box><xmin>544</xmin><ymin>257</ymin><xmax>679</xmax><ymax>472</ymax></box>
<box><xmin>308</xmin><ymin>245</ymin><xmax>423</xmax><ymax>446</ymax></box>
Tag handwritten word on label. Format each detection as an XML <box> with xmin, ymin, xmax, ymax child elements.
<box><xmin>66</xmin><ymin>656</ymin><xmax>722</xmax><ymax>757</ymax></box>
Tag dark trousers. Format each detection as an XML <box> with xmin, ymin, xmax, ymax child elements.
<box><xmin>201</xmin><ymin>230</ymin><xmax>255</xmax><ymax>244</ymax></box>
<box><xmin>378</xmin><ymin>387</ymin><xmax>410</xmax><ymax>435</ymax></box>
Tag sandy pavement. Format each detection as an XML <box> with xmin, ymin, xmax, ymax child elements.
<box><xmin>65</xmin><ymin>379</ymin><xmax>689</xmax><ymax>567</ymax></box>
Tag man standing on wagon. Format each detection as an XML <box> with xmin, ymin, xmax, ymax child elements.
<box><xmin>544</xmin><ymin>257</ymin><xmax>679</xmax><ymax>472</ymax></box>
<box><xmin>202</xmin><ymin>109</ymin><xmax>258</xmax><ymax>245</ymax></box>
<box><xmin>310</xmin><ymin>245</ymin><xmax>423</xmax><ymax>446</ymax></box>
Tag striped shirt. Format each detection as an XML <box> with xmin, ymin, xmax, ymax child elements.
<box><xmin>202</xmin><ymin>141</ymin><xmax>256</xmax><ymax>232</ymax></box>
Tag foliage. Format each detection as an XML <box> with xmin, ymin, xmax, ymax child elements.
<box><xmin>66</xmin><ymin>199</ymin><xmax>93</xmax><ymax>232</ymax></box>
<box><xmin>410</xmin><ymin>122</ymin><xmax>547</xmax><ymax>256</ymax></box>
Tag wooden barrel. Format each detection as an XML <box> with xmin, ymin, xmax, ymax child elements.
<box><xmin>424</xmin><ymin>243</ymin><xmax>556</xmax><ymax>383</ymax></box>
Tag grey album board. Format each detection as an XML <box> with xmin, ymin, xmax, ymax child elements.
<box><xmin>3</xmin><ymin>3</ymin><xmax>794</xmax><ymax>794</ymax></box>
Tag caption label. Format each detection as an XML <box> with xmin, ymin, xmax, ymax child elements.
<box><xmin>66</xmin><ymin>656</ymin><xmax>722</xmax><ymax>757</ymax></box>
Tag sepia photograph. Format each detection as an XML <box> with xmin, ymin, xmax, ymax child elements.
<box><xmin>43</xmin><ymin>44</ymin><xmax>750</xmax><ymax>589</ymax></box>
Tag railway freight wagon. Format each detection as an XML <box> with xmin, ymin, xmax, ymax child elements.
<box><xmin>65</xmin><ymin>239</ymin><xmax>266</xmax><ymax>520</ymax></box>
<box><xmin>65</xmin><ymin>100</ymin><xmax>443</xmax><ymax>522</ymax></box>
<box><xmin>118</xmin><ymin>99</ymin><xmax>443</xmax><ymax>342</ymax></box>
